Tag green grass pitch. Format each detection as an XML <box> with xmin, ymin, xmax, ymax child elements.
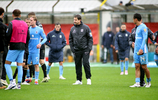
<box><xmin>0</xmin><ymin>64</ymin><xmax>158</xmax><ymax>100</ymax></box>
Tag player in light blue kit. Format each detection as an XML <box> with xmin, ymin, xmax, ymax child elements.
<box><xmin>130</xmin><ymin>13</ymin><xmax>151</xmax><ymax>88</ymax></box>
<box><xmin>28</xmin><ymin>16</ymin><xmax>47</xmax><ymax>85</ymax></box>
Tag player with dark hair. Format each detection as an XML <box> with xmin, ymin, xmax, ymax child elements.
<box><xmin>130</xmin><ymin>13</ymin><xmax>151</xmax><ymax>88</ymax></box>
<box><xmin>69</xmin><ymin>14</ymin><xmax>93</xmax><ymax>85</ymax></box>
<box><xmin>12</xmin><ymin>18</ymin><xmax>30</xmax><ymax>85</ymax></box>
<box><xmin>129</xmin><ymin>22</ymin><xmax>154</xmax><ymax>87</ymax></box>
<box><xmin>5</xmin><ymin>9</ymin><xmax>30</xmax><ymax>90</ymax></box>
<box><xmin>28</xmin><ymin>16</ymin><xmax>47</xmax><ymax>85</ymax></box>
<box><xmin>46</xmin><ymin>23</ymin><xmax>66</xmax><ymax>79</ymax></box>
<box><xmin>115</xmin><ymin>24</ymin><xmax>130</xmax><ymax>75</ymax></box>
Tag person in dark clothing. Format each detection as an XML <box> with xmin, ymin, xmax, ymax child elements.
<box><xmin>115</xmin><ymin>24</ymin><xmax>130</xmax><ymax>75</ymax></box>
<box><xmin>102</xmin><ymin>27</ymin><xmax>114</xmax><ymax>64</ymax></box>
<box><xmin>0</xmin><ymin>7</ymin><xmax>7</xmax><ymax>89</ymax></box>
<box><xmin>5</xmin><ymin>9</ymin><xmax>30</xmax><ymax>90</ymax></box>
<box><xmin>46</xmin><ymin>23</ymin><xmax>66</xmax><ymax>80</ymax></box>
<box><xmin>129</xmin><ymin>25</ymin><xmax>154</xmax><ymax>87</ymax></box>
<box><xmin>113</xmin><ymin>27</ymin><xmax>120</xmax><ymax>64</ymax></box>
<box><xmin>69</xmin><ymin>15</ymin><xmax>93</xmax><ymax>85</ymax></box>
<box><xmin>0</xmin><ymin>8</ymin><xmax>8</xmax><ymax>86</ymax></box>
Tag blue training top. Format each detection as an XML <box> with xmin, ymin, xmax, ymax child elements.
<box><xmin>29</xmin><ymin>26</ymin><xmax>47</xmax><ymax>54</ymax></box>
<box><xmin>134</xmin><ymin>23</ymin><xmax>148</xmax><ymax>54</ymax></box>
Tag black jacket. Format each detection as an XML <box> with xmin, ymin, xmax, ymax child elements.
<box><xmin>69</xmin><ymin>21</ymin><xmax>93</xmax><ymax>53</ymax></box>
<box><xmin>0</xmin><ymin>18</ymin><xmax>8</xmax><ymax>51</ymax></box>
<box><xmin>153</xmin><ymin>31</ymin><xmax>158</xmax><ymax>46</ymax></box>
<box><xmin>7</xmin><ymin>18</ymin><xmax>30</xmax><ymax>50</ymax></box>
<box><xmin>25</xmin><ymin>27</ymin><xmax>30</xmax><ymax>54</ymax></box>
<box><xmin>36</xmin><ymin>21</ymin><xmax>43</xmax><ymax>28</ymax></box>
<box><xmin>129</xmin><ymin>26</ymin><xmax>154</xmax><ymax>52</ymax></box>
<box><xmin>102</xmin><ymin>31</ymin><xmax>114</xmax><ymax>49</ymax></box>
<box><xmin>115</xmin><ymin>30</ymin><xmax>130</xmax><ymax>51</ymax></box>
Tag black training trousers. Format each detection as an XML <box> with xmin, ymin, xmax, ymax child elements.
<box><xmin>140</xmin><ymin>65</ymin><xmax>145</xmax><ymax>86</ymax></box>
<box><xmin>74</xmin><ymin>50</ymin><xmax>91</xmax><ymax>81</ymax></box>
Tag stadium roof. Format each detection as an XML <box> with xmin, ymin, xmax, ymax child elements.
<box><xmin>0</xmin><ymin>0</ymin><xmax>103</xmax><ymax>13</ymax></box>
<box><xmin>89</xmin><ymin>0</ymin><xmax>158</xmax><ymax>12</ymax></box>
<box><xmin>111</xmin><ymin>0</ymin><xmax>158</xmax><ymax>11</ymax></box>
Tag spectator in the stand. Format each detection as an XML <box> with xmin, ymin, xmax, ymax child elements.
<box><xmin>119</xmin><ymin>1</ymin><xmax>123</xmax><ymax>6</ymax></box>
<box><xmin>102</xmin><ymin>27</ymin><xmax>114</xmax><ymax>64</ymax></box>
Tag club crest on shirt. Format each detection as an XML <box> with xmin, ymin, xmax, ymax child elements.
<box><xmin>144</xmin><ymin>29</ymin><xmax>146</xmax><ymax>32</ymax></box>
<box><xmin>125</xmin><ymin>34</ymin><xmax>128</xmax><ymax>37</ymax></box>
<box><xmin>59</xmin><ymin>35</ymin><xmax>62</xmax><ymax>38</ymax></box>
<box><xmin>81</xmin><ymin>29</ymin><xmax>84</xmax><ymax>32</ymax></box>
<box><xmin>32</xmin><ymin>35</ymin><xmax>34</xmax><ymax>37</ymax></box>
<box><xmin>109</xmin><ymin>34</ymin><xmax>112</xmax><ymax>37</ymax></box>
<box><xmin>35</xmin><ymin>31</ymin><xmax>38</xmax><ymax>34</ymax></box>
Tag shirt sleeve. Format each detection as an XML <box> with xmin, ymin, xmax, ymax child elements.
<box><xmin>140</xmin><ymin>26</ymin><xmax>148</xmax><ymax>50</ymax></box>
<box><xmin>87</xmin><ymin>27</ymin><xmax>93</xmax><ymax>51</ymax></box>
<box><xmin>62</xmin><ymin>33</ymin><xmax>67</xmax><ymax>47</ymax></box>
<box><xmin>6</xmin><ymin>22</ymin><xmax>12</xmax><ymax>42</ymax></box>
<box><xmin>69</xmin><ymin>28</ymin><xmax>75</xmax><ymax>53</ymax></box>
<box><xmin>115</xmin><ymin>34</ymin><xmax>119</xmax><ymax>50</ymax></box>
<box><xmin>39</xmin><ymin>28</ymin><xmax>47</xmax><ymax>45</ymax></box>
<box><xmin>45</xmin><ymin>33</ymin><xmax>51</xmax><ymax>47</ymax></box>
<box><xmin>129</xmin><ymin>29</ymin><xmax>135</xmax><ymax>47</ymax></box>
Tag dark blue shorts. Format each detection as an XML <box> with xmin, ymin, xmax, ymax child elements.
<box><xmin>119</xmin><ymin>49</ymin><xmax>130</xmax><ymax>60</ymax></box>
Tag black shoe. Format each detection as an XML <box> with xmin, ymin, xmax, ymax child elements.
<box><xmin>111</xmin><ymin>62</ymin><xmax>113</xmax><ymax>64</ymax></box>
<box><xmin>140</xmin><ymin>81</ymin><xmax>146</xmax><ymax>87</ymax></box>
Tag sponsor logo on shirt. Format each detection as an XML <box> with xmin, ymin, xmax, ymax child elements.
<box><xmin>36</xmin><ymin>31</ymin><xmax>38</xmax><ymax>34</ymax></box>
<box><xmin>136</xmin><ymin>37</ymin><xmax>142</xmax><ymax>39</ymax></box>
<box><xmin>73</xmin><ymin>29</ymin><xmax>76</xmax><ymax>33</ymax></box>
<box><xmin>118</xmin><ymin>35</ymin><xmax>122</xmax><ymax>37</ymax></box>
<box><xmin>89</xmin><ymin>32</ymin><xmax>92</xmax><ymax>37</ymax></box>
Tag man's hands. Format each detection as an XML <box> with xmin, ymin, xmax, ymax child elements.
<box><xmin>115</xmin><ymin>50</ymin><xmax>118</xmax><ymax>53</ymax></box>
<box><xmin>138</xmin><ymin>49</ymin><xmax>143</xmax><ymax>55</ymax></box>
<box><xmin>37</xmin><ymin>44</ymin><xmax>42</xmax><ymax>49</ymax></box>
<box><xmin>132</xmin><ymin>42</ymin><xmax>135</xmax><ymax>48</ymax></box>
<box><xmin>101</xmin><ymin>45</ymin><xmax>104</xmax><ymax>49</ymax></box>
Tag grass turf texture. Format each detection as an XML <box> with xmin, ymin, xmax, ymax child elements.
<box><xmin>0</xmin><ymin>64</ymin><xmax>158</xmax><ymax>100</ymax></box>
